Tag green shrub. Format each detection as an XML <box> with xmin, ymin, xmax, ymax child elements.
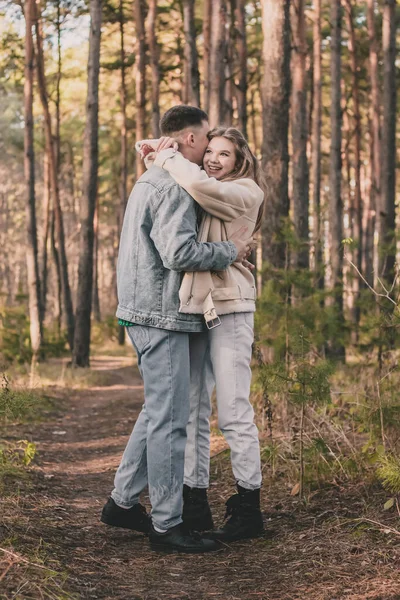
<box><xmin>91</xmin><ymin>315</ymin><xmax>120</xmax><ymax>345</ymax></box>
<box><xmin>0</xmin><ymin>373</ymin><xmax>38</xmax><ymax>420</ymax></box>
<box><xmin>377</xmin><ymin>454</ymin><xmax>400</xmax><ymax>494</ymax></box>
<box><xmin>0</xmin><ymin>305</ymin><xmax>32</xmax><ymax>364</ymax></box>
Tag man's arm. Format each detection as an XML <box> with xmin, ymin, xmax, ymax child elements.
<box><xmin>153</xmin><ymin>149</ymin><xmax>264</xmax><ymax>222</ymax></box>
<box><xmin>150</xmin><ymin>183</ymin><xmax>238</xmax><ymax>272</ymax></box>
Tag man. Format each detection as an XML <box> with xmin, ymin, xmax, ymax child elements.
<box><xmin>101</xmin><ymin>106</ymin><xmax>252</xmax><ymax>553</ymax></box>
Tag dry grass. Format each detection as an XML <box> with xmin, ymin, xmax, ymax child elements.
<box><xmin>1</xmin><ymin>354</ymin><xmax>400</xmax><ymax>599</ymax></box>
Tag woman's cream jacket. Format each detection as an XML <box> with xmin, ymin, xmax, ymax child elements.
<box><xmin>143</xmin><ymin>146</ymin><xmax>264</xmax><ymax>327</ymax></box>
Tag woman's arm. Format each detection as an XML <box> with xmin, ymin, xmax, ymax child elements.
<box><xmin>153</xmin><ymin>149</ymin><xmax>264</xmax><ymax>222</ymax></box>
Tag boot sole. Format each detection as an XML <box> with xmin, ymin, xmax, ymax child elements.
<box><xmin>100</xmin><ymin>514</ymin><xmax>150</xmax><ymax>534</ymax></box>
<box><xmin>207</xmin><ymin>529</ymin><xmax>265</xmax><ymax>543</ymax></box>
<box><xmin>150</xmin><ymin>543</ymin><xmax>220</xmax><ymax>554</ymax></box>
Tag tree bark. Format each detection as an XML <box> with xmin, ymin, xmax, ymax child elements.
<box><xmin>209</xmin><ymin>0</ymin><xmax>228</xmax><ymax>127</ymax></box>
<box><xmin>364</xmin><ymin>0</ymin><xmax>380</xmax><ymax>284</ymax></box>
<box><xmin>40</xmin><ymin>149</ymin><xmax>51</xmax><ymax>321</ymax></box>
<box><xmin>291</xmin><ymin>0</ymin><xmax>309</xmax><ymax>270</ymax></box>
<box><xmin>328</xmin><ymin>0</ymin><xmax>345</xmax><ymax>359</ymax></box>
<box><xmin>24</xmin><ymin>0</ymin><xmax>43</xmax><ymax>359</ymax></box>
<box><xmin>345</xmin><ymin>0</ymin><xmax>362</xmax><ymax>332</ymax></box>
<box><xmin>147</xmin><ymin>0</ymin><xmax>160</xmax><ymax>137</ymax></box>
<box><xmin>364</xmin><ymin>0</ymin><xmax>380</xmax><ymax>285</ymax></box>
<box><xmin>223</xmin><ymin>21</ymin><xmax>234</xmax><ymax>126</ymax></box>
<box><xmin>250</xmin><ymin>89</ymin><xmax>259</xmax><ymax>154</ymax></box>
<box><xmin>33</xmin><ymin>0</ymin><xmax>75</xmax><ymax>350</ymax></box>
<box><xmin>233</xmin><ymin>0</ymin><xmax>247</xmax><ymax>137</ymax></box>
<box><xmin>92</xmin><ymin>196</ymin><xmax>101</xmax><ymax>323</ymax></box>
<box><xmin>203</xmin><ymin>0</ymin><xmax>212</xmax><ymax>113</ymax></box>
<box><xmin>55</xmin><ymin>0</ymin><xmax>61</xmax><ymax>169</ymax></box>
<box><xmin>118</xmin><ymin>0</ymin><xmax>129</xmax><ymax>344</ymax></box>
<box><xmin>183</xmin><ymin>0</ymin><xmax>200</xmax><ymax>106</ymax></box>
<box><xmin>379</xmin><ymin>0</ymin><xmax>397</xmax><ymax>283</ymax></box>
<box><xmin>311</xmin><ymin>0</ymin><xmax>323</xmax><ymax>285</ymax></box>
<box><xmin>49</xmin><ymin>209</ymin><xmax>62</xmax><ymax>335</ymax></box>
<box><xmin>260</xmin><ymin>0</ymin><xmax>291</xmax><ymax>270</ymax></box>
<box><xmin>135</xmin><ymin>0</ymin><xmax>146</xmax><ymax>178</ymax></box>
<box><xmin>72</xmin><ymin>0</ymin><xmax>102</xmax><ymax>367</ymax></box>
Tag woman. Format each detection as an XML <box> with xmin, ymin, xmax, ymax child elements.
<box><xmin>138</xmin><ymin>128</ymin><xmax>265</xmax><ymax>542</ymax></box>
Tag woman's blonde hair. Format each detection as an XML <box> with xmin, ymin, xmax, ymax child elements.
<box><xmin>207</xmin><ymin>127</ymin><xmax>266</xmax><ymax>232</ymax></box>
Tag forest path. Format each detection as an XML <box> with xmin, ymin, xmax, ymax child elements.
<box><xmin>2</xmin><ymin>354</ymin><xmax>400</xmax><ymax>600</ymax></box>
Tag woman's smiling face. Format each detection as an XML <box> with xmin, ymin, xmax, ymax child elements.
<box><xmin>203</xmin><ymin>137</ymin><xmax>237</xmax><ymax>180</ymax></box>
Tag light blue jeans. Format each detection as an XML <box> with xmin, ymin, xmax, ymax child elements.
<box><xmin>111</xmin><ymin>326</ymin><xmax>191</xmax><ymax>530</ymax></box>
<box><xmin>184</xmin><ymin>312</ymin><xmax>262</xmax><ymax>490</ymax></box>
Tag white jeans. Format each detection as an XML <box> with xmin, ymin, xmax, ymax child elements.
<box><xmin>184</xmin><ymin>312</ymin><xmax>262</xmax><ymax>490</ymax></box>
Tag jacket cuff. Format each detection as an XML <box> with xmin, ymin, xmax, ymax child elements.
<box><xmin>228</xmin><ymin>241</ymin><xmax>238</xmax><ymax>263</ymax></box>
<box><xmin>153</xmin><ymin>148</ymin><xmax>177</xmax><ymax>169</ymax></box>
<box><xmin>135</xmin><ymin>139</ymin><xmax>159</xmax><ymax>153</ymax></box>
<box><xmin>144</xmin><ymin>152</ymin><xmax>157</xmax><ymax>169</ymax></box>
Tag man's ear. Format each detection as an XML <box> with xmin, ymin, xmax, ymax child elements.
<box><xmin>187</xmin><ymin>132</ymin><xmax>195</xmax><ymax>147</ymax></box>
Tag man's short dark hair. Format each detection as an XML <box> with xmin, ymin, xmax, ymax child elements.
<box><xmin>160</xmin><ymin>105</ymin><xmax>209</xmax><ymax>135</ymax></box>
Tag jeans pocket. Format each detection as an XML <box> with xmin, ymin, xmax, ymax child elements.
<box><xmin>127</xmin><ymin>325</ymin><xmax>151</xmax><ymax>354</ymax></box>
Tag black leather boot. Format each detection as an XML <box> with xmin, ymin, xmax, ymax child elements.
<box><xmin>182</xmin><ymin>484</ymin><xmax>214</xmax><ymax>531</ymax></box>
<box><xmin>208</xmin><ymin>485</ymin><xmax>264</xmax><ymax>542</ymax></box>
<box><xmin>100</xmin><ymin>498</ymin><xmax>151</xmax><ymax>534</ymax></box>
<box><xmin>149</xmin><ymin>523</ymin><xmax>220</xmax><ymax>553</ymax></box>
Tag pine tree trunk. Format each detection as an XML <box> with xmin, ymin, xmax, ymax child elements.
<box><xmin>40</xmin><ymin>149</ymin><xmax>51</xmax><ymax>321</ymax></box>
<box><xmin>364</xmin><ymin>0</ymin><xmax>380</xmax><ymax>285</ymax></box>
<box><xmin>328</xmin><ymin>0</ymin><xmax>345</xmax><ymax>360</ymax></box>
<box><xmin>203</xmin><ymin>0</ymin><xmax>212</xmax><ymax>113</ymax></box>
<box><xmin>33</xmin><ymin>1</ymin><xmax>75</xmax><ymax>350</ymax></box>
<box><xmin>291</xmin><ymin>0</ymin><xmax>309</xmax><ymax>270</ymax></box>
<box><xmin>147</xmin><ymin>0</ymin><xmax>160</xmax><ymax>137</ymax></box>
<box><xmin>183</xmin><ymin>0</ymin><xmax>200</xmax><ymax>106</ymax></box>
<box><xmin>311</xmin><ymin>0</ymin><xmax>323</xmax><ymax>286</ymax></box>
<box><xmin>363</xmin><ymin>135</ymin><xmax>375</xmax><ymax>285</ymax></box>
<box><xmin>92</xmin><ymin>196</ymin><xmax>101</xmax><ymax>323</ymax></box>
<box><xmin>250</xmin><ymin>89</ymin><xmax>259</xmax><ymax>154</ymax></box>
<box><xmin>233</xmin><ymin>0</ymin><xmax>247</xmax><ymax>137</ymax></box>
<box><xmin>379</xmin><ymin>0</ymin><xmax>396</xmax><ymax>283</ymax></box>
<box><xmin>55</xmin><ymin>0</ymin><xmax>61</xmax><ymax>169</ymax></box>
<box><xmin>72</xmin><ymin>0</ymin><xmax>102</xmax><ymax>367</ymax></box>
<box><xmin>223</xmin><ymin>21</ymin><xmax>234</xmax><ymax>126</ymax></box>
<box><xmin>135</xmin><ymin>0</ymin><xmax>146</xmax><ymax>178</ymax></box>
<box><xmin>345</xmin><ymin>0</ymin><xmax>362</xmax><ymax>334</ymax></box>
<box><xmin>260</xmin><ymin>0</ymin><xmax>291</xmax><ymax>271</ymax></box>
<box><xmin>51</xmin><ymin>208</ymin><xmax>62</xmax><ymax>335</ymax></box>
<box><xmin>118</xmin><ymin>0</ymin><xmax>128</xmax><ymax>344</ymax></box>
<box><xmin>24</xmin><ymin>0</ymin><xmax>43</xmax><ymax>359</ymax></box>
<box><xmin>209</xmin><ymin>0</ymin><xmax>227</xmax><ymax>127</ymax></box>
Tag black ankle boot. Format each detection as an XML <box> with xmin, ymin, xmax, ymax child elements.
<box><xmin>149</xmin><ymin>523</ymin><xmax>220</xmax><ymax>553</ymax></box>
<box><xmin>100</xmin><ymin>498</ymin><xmax>151</xmax><ymax>534</ymax></box>
<box><xmin>208</xmin><ymin>485</ymin><xmax>264</xmax><ymax>542</ymax></box>
<box><xmin>182</xmin><ymin>484</ymin><xmax>214</xmax><ymax>531</ymax></box>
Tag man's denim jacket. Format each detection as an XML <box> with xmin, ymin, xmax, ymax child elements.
<box><xmin>116</xmin><ymin>166</ymin><xmax>237</xmax><ymax>333</ymax></box>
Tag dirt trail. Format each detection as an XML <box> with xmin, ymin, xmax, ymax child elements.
<box><xmin>2</xmin><ymin>355</ymin><xmax>400</xmax><ymax>600</ymax></box>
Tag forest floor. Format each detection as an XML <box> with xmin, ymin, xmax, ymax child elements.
<box><xmin>1</xmin><ymin>353</ymin><xmax>400</xmax><ymax>600</ymax></box>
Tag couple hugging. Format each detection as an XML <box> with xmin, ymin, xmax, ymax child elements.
<box><xmin>100</xmin><ymin>105</ymin><xmax>266</xmax><ymax>553</ymax></box>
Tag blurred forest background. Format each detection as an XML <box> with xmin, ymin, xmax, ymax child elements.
<box><xmin>1</xmin><ymin>1</ymin><xmax>400</xmax><ymax>597</ymax></box>
<box><xmin>1</xmin><ymin>0</ymin><xmax>400</xmax><ymax>461</ymax></box>
<box><xmin>0</xmin><ymin>0</ymin><xmax>398</xmax><ymax>366</ymax></box>
<box><xmin>1</xmin><ymin>0</ymin><xmax>400</xmax><ymax>483</ymax></box>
